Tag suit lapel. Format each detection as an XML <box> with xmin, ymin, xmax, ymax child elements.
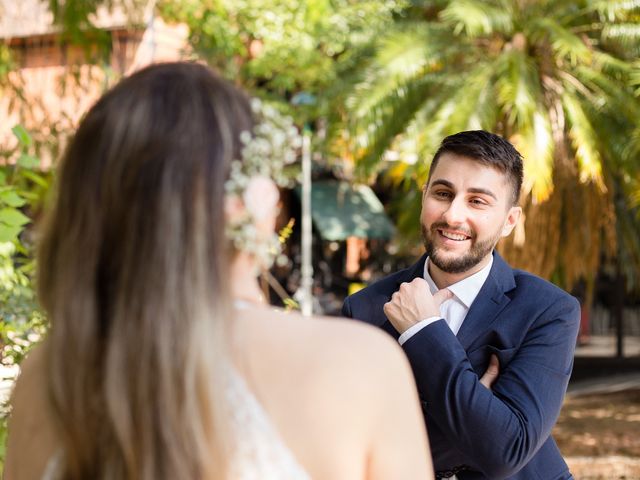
<box><xmin>380</xmin><ymin>254</ymin><xmax>428</xmax><ymax>339</ymax></box>
<box><xmin>456</xmin><ymin>251</ymin><xmax>516</xmax><ymax>350</ymax></box>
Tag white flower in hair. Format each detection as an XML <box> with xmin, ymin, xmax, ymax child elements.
<box><xmin>225</xmin><ymin>99</ymin><xmax>301</xmax><ymax>267</ymax></box>
<box><xmin>243</xmin><ymin>176</ymin><xmax>279</xmax><ymax>221</ymax></box>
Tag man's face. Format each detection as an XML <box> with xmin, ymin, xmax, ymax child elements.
<box><xmin>421</xmin><ymin>152</ymin><xmax>521</xmax><ymax>275</ymax></box>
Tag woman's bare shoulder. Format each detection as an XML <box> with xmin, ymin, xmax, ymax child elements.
<box><xmin>240</xmin><ymin>308</ymin><xmax>411</xmax><ymax>389</ymax></box>
<box><xmin>305</xmin><ymin>313</ymin><xmax>404</xmax><ymax>361</ymax></box>
<box><xmin>9</xmin><ymin>341</ymin><xmax>49</xmax><ymax>408</ymax></box>
<box><xmin>5</xmin><ymin>341</ymin><xmax>57</xmax><ymax>479</ymax></box>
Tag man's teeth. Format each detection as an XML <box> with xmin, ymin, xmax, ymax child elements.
<box><xmin>441</xmin><ymin>231</ymin><xmax>468</xmax><ymax>241</ymax></box>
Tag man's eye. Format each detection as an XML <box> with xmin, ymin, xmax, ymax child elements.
<box><xmin>470</xmin><ymin>198</ymin><xmax>487</xmax><ymax>205</ymax></box>
<box><xmin>434</xmin><ymin>191</ymin><xmax>451</xmax><ymax>198</ymax></box>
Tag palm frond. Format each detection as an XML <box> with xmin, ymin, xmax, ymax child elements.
<box><xmin>439</xmin><ymin>0</ymin><xmax>513</xmax><ymax>37</ymax></box>
<box><xmin>386</xmin><ymin>94</ymin><xmax>455</xmax><ymax>183</ymax></box>
<box><xmin>589</xmin><ymin>0</ymin><xmax>640</xmax><ymax>22</ymax></box>
<box><xmin>343</xmin><ymin>23</ymin><xmax>456</xmax><ymax>119</ymax></box>
<box><xmin>562</xmin><ymin>92</ymin><xmax>605</xmax><ymax>187</ymax></box>
<box><xmin>624</xmin><ymin>126</ymin><xmax>640</xmax><ymax>166</ymax></box>
<box><xmin>511</xmin><ymin>110</ymin><xmax>554</xmax><ymax>203</ymax></box>
<box><xmin>350</xmin><ymin>72</ymin><xmax>445</xmax><ymax>177</ymax></box>
<box><xmin>573</xmin><ymin>65</ymin><xmax>640</xmax><ymax>122</ymax></box>
<box><xmin>387</xmin><ymin>63</ymin><xmax>500</xmax><ymax>187</ymax></box>
<box><xmin>591</xmin><ymin>50</ymin><xmax>635</xmax><ymax>74</ymax></box>
<box><xmin>495</xmin><ymin>50</ymin><xmax>540</xmax><ymax>127</ymax></box>
<box><xmin>602</xmin><ymin>23</ymin><xmax>640</xmax><ymax>46</ymax></box>
<box><xmin>630</xmin><ymin>62</ymin><xmax>640</xmax><ymax>94</ymax></box>
<box><xmin>531</xmin><ymin>18</ymin><xmax>592</xmax><ymax>66</ymax></box>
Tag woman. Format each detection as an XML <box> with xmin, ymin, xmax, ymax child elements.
<box><xmin>5</xmin><ymin>62</ymin><xmax>434</xmax><ymax>479</ymax></box>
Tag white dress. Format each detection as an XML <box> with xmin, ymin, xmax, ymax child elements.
<box><xmin>41</xmin><ymin>372</ymin><xmax>311</xmax><ymax>480</ymax></box>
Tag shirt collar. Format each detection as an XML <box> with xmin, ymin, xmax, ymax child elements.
<box><xmin>422</xmin><ymin>255</ymin><xmax>494</xmax><ymax>309</ymax></box>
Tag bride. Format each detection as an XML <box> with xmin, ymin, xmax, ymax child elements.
<box><xmin>5</xmin><ymin>62</ymin><xmax>434</xmax><ymax>479</ymax></box>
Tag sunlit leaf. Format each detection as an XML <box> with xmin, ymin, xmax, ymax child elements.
<box><xmin>531</xmin><ymin>18</ymin><xmax>592</xmax><ymax>66</ymax></box>
<box><xmin>495</xmin><ymin>50</ymin><xmax>539</xmax><ymax>127</ymax></box>
<box><xmin>17</xmin><ymin>154</ymin><xmax>40</xmax><ymax>169</ymax></box>
<box><xmin>511</xmin><ymin>111</ymin><xmax>554</xmax><ymax>203</ymax></box>
<box><xmin>19</xmin><ymin>170</ymin><xmax>49</xmax><ymax>189</ymax></box>
<box><xmin>11</xmin><ymin>125</ymin><xmax>32</xmax><ymax>148</ymax></box>
<box><xmin>0</xmin><ymin>190</ymin><xmax>27</xmax><ymax>208</ymax></box>
<box><xmin>0</xmin><ymin>208</ymin><xmax>30</xmax><ymax>227</ymax></box>
<box><xmin>0</xmin><ymin>224</ymin><xmax>22</xmax><ymax>243</ymax></box>
<box><xmin>590</xmin><ymin>0</ymin><xmax>640</xmax><ymax>22</ymax></box>
<box><xmin>563</xmin><ymin>94</ymin><xmax>605</xmax><ymax>188</ymax></box>
<box><xmin>440</xmin><ymin>0</ymin><xmax>512</xmax><ymax>37</ymax></box>
<box><xmin>602</xmin><ymin>23</ymin><xmax>640</xmax><ymax>44</ymax></box>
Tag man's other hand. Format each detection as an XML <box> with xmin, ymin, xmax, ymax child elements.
<box><xmin>480</xmin><ymin>354</ymin><xmax>500</xmax><ymax>390</ymax></box>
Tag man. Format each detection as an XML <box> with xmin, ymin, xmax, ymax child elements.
<box><xmin>342</xmin><ymin>131</ymin><xmax>580</xmax><ymax>479</ymax></box>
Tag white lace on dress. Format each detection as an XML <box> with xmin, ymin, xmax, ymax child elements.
<box><xmin>226</xmin><ymin>371</ymin><xmax>311</xmax><ymax>480</ymax></box>
<box><xmin>41</xmin><ymin>371</ymin><xmax>310</xmax><ymax>480</ymax></box>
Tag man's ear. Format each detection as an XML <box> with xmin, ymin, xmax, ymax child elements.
<box><xmin>501</xmin><ymin>206</ymin><xmax>522</xmax><ymax>237</ymax></box>
<box><xmin>421</xmin><ymin>183</ymin><xmax>429</xmax><ymax>202</ymax></box>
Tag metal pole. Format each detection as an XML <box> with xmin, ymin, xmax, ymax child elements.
<box><xmin>149</xmin><ymin>3</ymin><xmax>156</xmax><ymax>61</ymax></box>
<box><xmin>615</xmin><ymin>265</ymin><xmax>625</xmax><ymax>358</ymax></box>
<box><xmin>300</xmin><ymin>130</ymin><xmax>313</xmax><ymax>316</ymax></box>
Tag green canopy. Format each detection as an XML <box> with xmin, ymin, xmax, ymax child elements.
<box><xmin>296</xmin><ymin>180</ymin><xmax>395</xmax><ymax>241</ymax></box>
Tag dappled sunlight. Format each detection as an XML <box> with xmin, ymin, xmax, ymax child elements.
<box><xmin>555</xmin><ymin>389</ymin><xmax>640</xmax><ymax>458</ymax></box>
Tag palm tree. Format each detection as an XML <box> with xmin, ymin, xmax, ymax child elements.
<box><xmin>329</xmin><ymin>0</ymin><xmax>640</xmax><ymax>307</ymax></box>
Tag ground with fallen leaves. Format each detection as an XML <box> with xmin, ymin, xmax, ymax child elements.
<box><xmin>555</xmin><ymin>388</ymin><xmax>640</xmax><ymax>479</ymax></box>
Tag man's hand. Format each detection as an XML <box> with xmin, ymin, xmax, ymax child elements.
<box><xmin>479</xmin><ymin>354</ymin><xmax>500</xmax><ymax>390</ymax></box>
<box><xmin>383</xmin><ymin>278</ymin><xmax>452</xmax><ymax>334</ymax></box>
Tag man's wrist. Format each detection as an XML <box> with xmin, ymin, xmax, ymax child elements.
<box><xmin>398</xmin><ymin>316</ymin><xmax>443</xmax><ymax>345</ymax></box>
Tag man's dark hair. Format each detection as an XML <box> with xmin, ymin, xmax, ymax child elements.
<box><xmin>428</xmin><ymin>130</ymin><xmax>524</xmax><ymax>206</ymax></box>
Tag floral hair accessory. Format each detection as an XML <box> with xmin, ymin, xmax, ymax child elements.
<box><xmin>225</xmin><ymin>98</ymin><xmax>301</xmax><ymax>267</ymax></box>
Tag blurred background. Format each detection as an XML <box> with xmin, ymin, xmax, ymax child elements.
<box><xmin>0</xmin><ymin>1</ymin><xmax>639</xmax><ymax>478</ymax></box>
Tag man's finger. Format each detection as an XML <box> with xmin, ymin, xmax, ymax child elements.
<box><xmin>383</xmin><ymin>302</ymin><xmax>391</xmax><ymax>315</ymax></box>
<box><xmin>432</xmin><ymin>288</ymin><xmax>453</xmax><ymax>307</ymax></box>
<box><xmin>480</xmin><ymin>354</ymin><xmax>500</xmax><ymax>390</ymax></box>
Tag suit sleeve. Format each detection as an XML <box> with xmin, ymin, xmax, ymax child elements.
<box><xmin>403</xmin><ymin>296</ymin><xmax>580</xmax><ymax>479</ymax></box>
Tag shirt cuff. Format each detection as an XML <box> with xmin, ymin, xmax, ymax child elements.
<box><xmin>398</xmin><ymin>316</ymin><xmax>443</xmax><ymax>345</ymax></box>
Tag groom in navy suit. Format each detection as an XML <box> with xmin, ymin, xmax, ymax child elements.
<box><xmin>343</xmin><ymin>131</ymin><xmax>580</xmax><ymax>480</ymax></box>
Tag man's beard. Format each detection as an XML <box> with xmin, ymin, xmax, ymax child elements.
<box><xmin>421</xmin><ymin>222</ymin><xmax>501</xmax><ymax>274</ymax></box>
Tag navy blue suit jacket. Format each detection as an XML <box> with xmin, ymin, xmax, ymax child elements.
<box><xmin>342</xmin><ymin>251</ymin><xmax>580</xmax><ymax>480</ymax></box>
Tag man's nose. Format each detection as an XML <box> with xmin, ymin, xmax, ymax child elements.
<box><xmin>442</xmin><ymin>197</ymin><xmax>466</xmax><ymax>224</ymax></box>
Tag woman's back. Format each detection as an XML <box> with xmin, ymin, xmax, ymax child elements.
<box><xmin>231</xmin><ymin>306</ymin><xmax>430</xmax><ymax>479</ymax></box>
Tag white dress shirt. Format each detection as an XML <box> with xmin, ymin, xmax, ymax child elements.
<box><xmin>398</xmin><ymin>256</ymin><xmax>493</xmax><ymax>345</ymax></box>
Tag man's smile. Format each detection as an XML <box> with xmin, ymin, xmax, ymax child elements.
<box><xmin>438</xmin><ymin>229</ymin><xmax>471</xmax><ymax>242</ymax></box>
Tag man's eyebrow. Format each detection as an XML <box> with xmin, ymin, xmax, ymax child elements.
<box><xmin>468</xmin><ymin>187</ymin><xmax>497</xmax><ymax>201</ymax></box>
<box><xmin>429</xmin><ymin>179</ymin><xmax>454</xmax><ymax>189</ymax></box>
<box><xmin>429</xmin><ymin>179</ymin><xmax>498</xmax><ymax>200</ymax></box>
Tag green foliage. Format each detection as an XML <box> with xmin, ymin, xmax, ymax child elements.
<box><xmin>0</xmin><ymin>44</ymin><xmax>14</xmax><ymax>81</ymax></box>
<box><xmin>0</xmin><ymin>126</ymin><xmax>50</xmax><ymax>366</ymax></box>
<box><xmin>159</xmin><ymin>0</ymin><xmax>407</xmax><ymax>122</ymax></box>
<box><xmin>0</xmin><ymin>125</ymin><xmax>49</xmax><ymax>471</ymax></box>
<box><xmin>48</xmin><ymin>0</ymin><xmax>147</xmax><ymax>52</ymax></box>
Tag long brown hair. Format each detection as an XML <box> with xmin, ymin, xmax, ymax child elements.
<box><xmin>37</xmin><ymin>62</ymin><xmax>253</xmax><ymax>479</ymax></box>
